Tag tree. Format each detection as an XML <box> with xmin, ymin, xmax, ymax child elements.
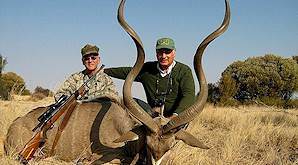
<box><xmin>218</xmin><ymin>72</ymin><xmax>239</xmax><ymax>106</ymax></box>
<box><xmin>207</xmin><ymin>83</ymin><xmax>220</xmax><ymax>104</ymax></box>
<box><xmin>31</xmin><ymin>86</ymin><xmax>53</xmax><ymax>100</ymax></box>
<box><xmin>218</xmin><ymin>54</ymin><xmax>298</xmax><ymax>107</ymax></box>
<box><xmin>0</xmin><ymin>78</ymin><xmax>8</xmax><ymax>100</ymax></box>
<box><xmin>0</xmin><ymin>72</ymin><xmax>27</xmax><ymax>100</ymax></box>
<box><xmin>293</xmin><ymin>55</ymin><xmax>298</xmax><ymax>64</ymax></box>
<box><xmin>0</xmin><ymin>54</ymin><xmax>8</xmax><ymax>75</ymax></box>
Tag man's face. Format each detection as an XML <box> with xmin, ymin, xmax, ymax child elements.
<box><xmin>156</xmin><ymin>48</ymin><xmax>175</xmax><ymax>69</ymax></box>
<box><xmin>82</xmin><ymin>54</ymin><xmax>100</xmax><ymax>71</ymax></box>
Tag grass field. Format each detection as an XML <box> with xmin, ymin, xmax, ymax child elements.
<box><xmin>0</xmin><ymin>96</ymin><xmax>297</xmax><ymax>164</ymax></box>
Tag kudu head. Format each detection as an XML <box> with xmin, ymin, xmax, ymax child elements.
<box><xmin>116</xmin><ymin>0</ymin><xmax>230</xmax><ymax>164</ymax></box>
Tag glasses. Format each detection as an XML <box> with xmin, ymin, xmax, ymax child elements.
<box><xmin>83</xmin><ymin>55</ymin><xmax>98</xmax><ymax>61</ymax></box>
<box><xmin>156</xmin><ymin>49</ymin><xmax>173</xmax><ymax>54</ymax></box>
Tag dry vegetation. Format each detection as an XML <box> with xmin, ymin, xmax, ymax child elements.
<box><xmin>169</xmin><ymin>105</ymin><xmax>298</xmax><ymax>165</ymax></box>
<box><xmin>0</xmin><ymin>96</ymin><xmax>297</xmax><ymax>164</ymax></box>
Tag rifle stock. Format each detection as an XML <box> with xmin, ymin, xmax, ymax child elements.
<box><xmin>18</xmin><ymin>131</ymin><xmax>45</xmax><ymax>164</ymax></box>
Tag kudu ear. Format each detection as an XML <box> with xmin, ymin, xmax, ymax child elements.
<box><xmin>113</xmin><ymin>131</ymin><xmax>139</xmax><ymax>143</ymax></box>
<box><xmin>175</xmin><ymin>130</ymin><xmax>209</xmax><ymax>149</ymax></box>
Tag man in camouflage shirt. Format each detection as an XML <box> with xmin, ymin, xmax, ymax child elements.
<box><xmin>55</xmin><ymin>44</ymin><xmax>119</xmax><ymax>102</ymax></box>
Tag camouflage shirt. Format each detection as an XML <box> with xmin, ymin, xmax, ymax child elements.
<box><xmin>55</xmin><ymin>68</ymin><xmax>119</xmax><ymax>102</ymax></box>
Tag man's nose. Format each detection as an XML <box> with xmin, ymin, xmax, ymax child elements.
<box><xmin>87</xmin><ymin>58</ymin><xmax>94</xmax><ymax>62</ymax></box>
<box><xmin>161</xmin><ymin>53</ymin><xmax>167</xmax><ymax>58</ymax></box>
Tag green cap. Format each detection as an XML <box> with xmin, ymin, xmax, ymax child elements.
<box><xmin>156</xmin><ymin>37</ymin><xmax>175</xmax><ymax>50</ymax></box>
<box><xmin>81</xmin><ymin>44</ymin><xmax>99</xmax><ymax>57</ymax></box>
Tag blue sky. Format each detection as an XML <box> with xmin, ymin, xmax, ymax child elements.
<box><xmin>1</xmin><ymin>0</ymin><xmax>297</xmax><ymax>99</ymax></box>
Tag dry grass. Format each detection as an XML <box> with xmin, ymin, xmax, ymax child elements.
<box><xmin>0</xmin><ymin>95</ymin><xmax>55</xmax><ymax>164</ymax></box>
<box><xmin>0</xmin><ymin>95</ymin><xmax>54</xmax><ymax>139</ymax></box>
<box><xmin>0</xmin><ymin>96</ymin><xmax>297</xmax><ymax>164</ymax></box>
<box><xmin>169</xmin><ymin>105</ymin><xmax>298</xmax><ymax>165</ymax></box>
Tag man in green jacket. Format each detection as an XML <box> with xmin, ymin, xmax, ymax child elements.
<box><xmin>104</xmin><ymin>37</ymin><xmax>195</xmax><ymax>119</ymax></box>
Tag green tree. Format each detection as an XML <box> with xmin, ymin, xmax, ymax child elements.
<box><xmin>31</xmin><ymin>86</ymin><xmax>53</xmax><ymax>100</ymax></box>
<box><xmin>218</xmin><ymin>72</ymin><xmax>239</xmax><ymax>106</ymax></box>
<box><xmin>34</xmin><ymin>86</ymin><xmax>53</xmax><ymax>96</ymax></box>
<box><xmin>207</xmin><ymin>83</ymin><xmax>220</xmax><ymax>104</ymax></box>
<box><xmin>218</xmin><ymin>54</ymin><xmax>298</xmax><ymax>107</ymax></box>
<box><xmin>0</xmin><ymin>72</ymin><xmax>27</xmax><ymax>100</ymax></box>
<box><xmin>0</xmin><ymin>78</ymin><xmax>8</xmax><ymax>99</ymax></box>
<box><xmin>292</xmin><ymin>55</ymin><xmax>298</xmax><ymax>64</ymax></box>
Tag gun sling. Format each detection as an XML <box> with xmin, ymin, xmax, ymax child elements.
<box><xmin>49</xmin><ymin>100</ymin><xmax>78</xmax><ymax>156</ymax></box>
<box><xmin>49</xmin><ymin>65</ymin><xmax>105</xmax><ymax>156</ymax></box>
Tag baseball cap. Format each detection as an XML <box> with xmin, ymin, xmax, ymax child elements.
<box><xmin>81</xmin><ymin>44</ymin><xmax>99</xmax><ymax>57</ymax></box>
<box><xmin>156</xmin><ymin>37</ymin><xmax>175</xmax><ymax>50</ymax></box>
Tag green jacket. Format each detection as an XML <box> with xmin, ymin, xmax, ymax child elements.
<box><xmin>104</xmin><ymin>61</ymin><xmax>195</xmax><ymax>116</ymax></box>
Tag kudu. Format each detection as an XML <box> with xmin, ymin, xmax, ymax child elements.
<box><xmin>4</xmin><ymin>0</ymin><xmax>230</xmax><ymax>164</ymax></box>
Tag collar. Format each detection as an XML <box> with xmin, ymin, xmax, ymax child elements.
<box><xmin>157</xmin><ymin>61</ymin><xmax>176</xmax><ymax>77</ymax></box>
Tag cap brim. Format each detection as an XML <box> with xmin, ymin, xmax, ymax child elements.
<box><xmin>156</xmin><ymin>45</ymin><xmax>175</xmax><ymax>50</ymax></box>
<box><xmin>82</xmin><ymin>51</ymin><xmax>99</xmax><ymax>56</ymax></box>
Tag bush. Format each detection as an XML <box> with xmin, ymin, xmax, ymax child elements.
<box><xmin>217</xmin><ymin>98</ymin><xmax>240</xmax><ymax>107</ymax></box>
<box><xmin>0</xmin><ymin>72</ymin><xmax>29</xmax><ymax>100</ymax></box>
<box><xmin>257</xmin><ymin>96</ymin><xmax>285</xmax><ymax>108</ymax></box>
<box><xmin>0</xmin><ymin>78</ymin><xmax>9</xmax><ymax>100</ymax></box>
<box><xmin>34</xmin><ymin>86</ymin><xmax>51</xmax><ymax>96</ymax></box>
<box><xmin>31</xmin><ymin>86</ymin><xmax>53</xmax><ymax>101</ymax></box>
<box><xmin>31</xmin><ymin>92</ymin><xmax>47</xmax><ymax>101</ymax></box>
<box><xmin>218</xmin><ymin>54</ymin><xmax>298</xmax><ymax>107</ymax></box>
<box><xmin>284</xmin><ymin>99</ymin><xmax>298</xmax><ymax>109</ymax></box>
<box><xmin>208</xmin><ymin>83</ymin><xmax>220</xmax><ymax>104</ymax></box>
<box><xmin>22</xmin><ymin>89</ymin><xmax>31</xmax><ymax>95</ymax></box>
<box><xmin>1</xmin><ymin>72</ymin><xmax>25</xmax><ymax>91</ymax></box>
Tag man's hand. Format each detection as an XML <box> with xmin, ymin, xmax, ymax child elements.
<box><xmin>167</xmin><ymin>113</ymin><xmax>178</xmax><ymax>120</ymax></box>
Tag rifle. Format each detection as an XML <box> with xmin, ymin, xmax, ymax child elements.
<box><xmin>18</xmin><ymin>65</ymin><xmax>104</xmax><ymax>164</ymax></box>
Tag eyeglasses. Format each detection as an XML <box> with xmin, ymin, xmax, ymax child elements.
<box><xmin>156</xmin><ymin>49</ymin><xmax>173</xmax><ymax>54</ymax></box>
<box><xmin>83</xmin><ymin>55</ymin><xmax>98</xmax><ymax>61</ymax></box>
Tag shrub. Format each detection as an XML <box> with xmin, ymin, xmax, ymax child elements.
<box><xmin>257</xmin><ymin>96</ymin><xmax>285</xmax><ymax>108</ymax></box>
<box><xmin>31</xmin><ymin>92</ymin><xmax>47</xmax><ymax>101</ymax></box>
<box><xmin>0</xmin><ymin>72</ymin><xmax>28</xmax><ymax>100</ymax></box>
<box><xmin>31</xmin><ymin>86</ymin><xmax>53</xmax><ymax>101</ymax></box>
<box><xmin>208</xmin><ymin>83</ymin><xmax>220</xmax><ymax>104</ymax></box>
<box><xmin>22</xmin><ymin>89</ymin><xmax>31</xmax><ymax>95</ymax></box>
<box><xmin>0</xmin><ymin>78</ymin><xmax>9</xmax><ymax>100</ymax></box>
<box><xmin>218</xmin><ymin>54</ymin><xmax>298</xmax><ymax>107</ymax></box>
<box><xmin>284</xmin><ymin>99</ymin><xmax>298</xmax><ymax>109</ymax></box>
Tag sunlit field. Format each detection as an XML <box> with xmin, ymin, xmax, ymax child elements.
<box><xmin>0</xmin><ymin>96</ymin><xmax>297</xmax><ymax>164</ymax></box>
